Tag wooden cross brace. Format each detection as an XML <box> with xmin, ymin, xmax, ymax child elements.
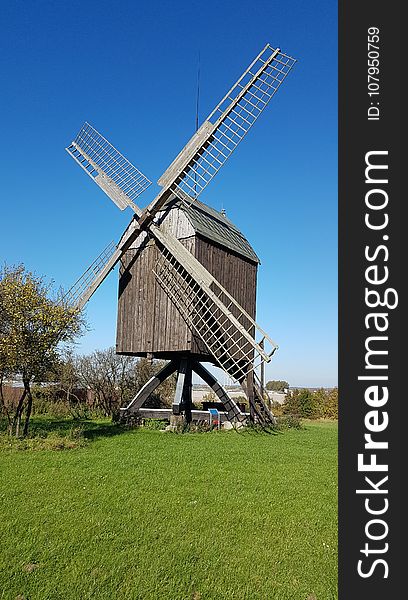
<box><xmin>120</xmin><ymin>357</ymin><xmax>246</xmax><ymax>424</ymax></box>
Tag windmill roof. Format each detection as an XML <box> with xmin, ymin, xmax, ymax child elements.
<box><xmin>165</xmin><ymin>197</ymin><xmax>260</xmax><ymax>264</ymax></box>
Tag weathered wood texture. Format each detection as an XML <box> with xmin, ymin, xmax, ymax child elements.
<box><xmin>191</xmin><ymin>236</ymin><xmax>257</xmax><ymax>355</ymax></box>
<box><xmin>116</xmin><ymin>206</ymin><xmax>257</xmax><ymax>359</ymax></box>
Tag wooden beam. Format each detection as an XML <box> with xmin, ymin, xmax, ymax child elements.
<box><xmin>136</xmin><ymin>408</ymin><xmax>250</xmax><ymax>422</ymax></box>
<box><xmin>121</xmin><ymin>359</ymin><xmax>179</xmax><ymax>415</ymax></box>
<box><xmin>244</xmin><ymin>370</ymin><xmax>257</xmax><ymax>423</ymax></box>
<box><xmin>182</xmin><ymin>361</ymin><xmax>193</xmax><ymax>423</ymax></box>
<box><xmin>192</xmin><ymin>362</ymin><xmax>246</xmax><ymax>424</ymax></box>
<box><xmin>173</xmin><ymin>358</ymin><xmax>187</xmax><ymax>415</ymax></box>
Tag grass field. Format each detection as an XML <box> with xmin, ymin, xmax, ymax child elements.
<box><xmin>0</xmin><ymin>419</ymin><xmax>337</xmax><ymax>600</ymax></box>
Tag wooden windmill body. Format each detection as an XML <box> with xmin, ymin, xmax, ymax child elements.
<box><xmin>64</xmin><ymin>44</ymin><xmax>296</xmax><ymax>426</ymax></box>
<box><xmin>116</xmin><ymin>198</ymin><xmax>258</xmax><ymax>360</ymax></box>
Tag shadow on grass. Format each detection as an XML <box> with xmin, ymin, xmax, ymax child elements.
<box><xmin>239</xmin><ymin>426</ymin><xmax>279</xmax><ymax>436</ymax></box>
<box><xmin>82</xmin><ymin>422</ymin><xmax>131</xmax><ymax>441</ymax></box>
<box><xmin>1</xmin><ymin>416</ymin><xmax>132</xmax><ymax>441</ymax></box>
<box><xmin>1</xmin><ymin>416</ymin><xmax>302</xmax><ymax>446</ymax></box>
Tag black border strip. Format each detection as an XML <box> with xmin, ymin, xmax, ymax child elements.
<box><xmin>339</xmin><ymin>1</ymin><xmax>404</xmax><ymax>597</ymax></box>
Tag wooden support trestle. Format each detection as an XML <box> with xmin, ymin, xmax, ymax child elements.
<box><xmin>120</xmin><ymin>357</ymin><xmax>246</xmax><ymax>425</ymax></box>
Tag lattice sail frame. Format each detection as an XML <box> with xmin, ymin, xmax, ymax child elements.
<box><xmin>152</xmin><ymin>232</ymin><xmax>278</xmax><ymax>382</ymax></box>
<box><xmin>158</xmin><ymin>45</ymin><xmax>296</xmax><ymax>204</ymax></box>
<box><xmin>62</xmin><ymin>240</ymin><xmax>119</xmax><ymax>307</ymax></box>
<box><xmin>66</xmin><ymin>122</ymin><xmax>151</xmax><ymax>212</ymax></box>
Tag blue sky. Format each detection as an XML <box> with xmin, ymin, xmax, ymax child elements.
<box><xmin>0</xmin><ymin>0</ymin><xmax>337</xmax><ymax>387</ymax></box>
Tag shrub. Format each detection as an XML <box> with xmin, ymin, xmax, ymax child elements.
<box><xmin>274</xmin><ymin>415</ymin><xmax>303</xmax><ymax>430</ymax></box>
<box><xmin>270</xmin><ymin>401</ymin><xmax>284</xmax><ymax>417</ymax></box>
<box><xmin>282</xmin><ymin>388</ymin><xmax>338</xmax><ymax>419</ymax></box>
<box><xmin>283</xmin><ymin>389</ymin><xmax>316</xmax><ymax>418</ymax></box>
<box><xmin>142</xmin><ymin>419</ymin><xmax>168</xmax><ymax>430</ymax></box>
<box><xmin>323</xmin><ymin>388</ymin><xmax>338</xmax><ymax>419</ymax></box>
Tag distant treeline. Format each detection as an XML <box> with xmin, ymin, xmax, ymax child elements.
<box><xmin>273</xmin><ymin>387</ymin><xmax>338</xmax><ymax>419</ymax></box>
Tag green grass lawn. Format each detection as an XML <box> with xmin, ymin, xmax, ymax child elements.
<box><xmin>0</xmin><ymin>420</ymin><xmax>337</xmax><ymax>600</ymax></box>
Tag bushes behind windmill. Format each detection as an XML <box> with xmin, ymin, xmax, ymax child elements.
<box><xmin>2</xmin><ymin>350</ymin><xmax>338</xmax><ymax>425</ymax></box>
<box><xmin>270</xmin><ymin>387</ymin><xmax>338</xmax><ymax>420</ymax></box>
<box><xmin>2</xmin><ymin>349</ymin><xmax>176</xmax><ymax>423</ymax></box>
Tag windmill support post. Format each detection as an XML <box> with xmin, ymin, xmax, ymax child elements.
<box><xmin>246</xmin><ymin>370</ymin><xmax>257</xmax><ymax>423</ymax></box>
<box><xmin>172</xmin><ymin>357</ymin><xmax>193</xmax><ymax>423</ymax></box>
<box><xmin>119</xmin><ymin>359</ymin><xmax>179</xmax><ymax>417</ymax></box>
<box><xmin>120</xmin><ymin>357</ymin><xmax>246</xmax><ymax>426</ymax></box>
<box><xmin>182</xmin><ymin>362</ymin><xmax>193</xmax><ymax>423</ymax></box>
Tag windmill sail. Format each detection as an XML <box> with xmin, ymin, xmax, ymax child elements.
<box><xmin>157</xmin><ymin>45</ymin><xmax>296</xmax><ymax>204</ymax></box>
<box><xmin>66</xmin><ymin>122</ymin><xmax>151</xmax><ymax>213</ymax></box>
<box><xmin>63</xmin><ymin>240</ymin><xmax>121</xmax><ymax>308</ymax></box>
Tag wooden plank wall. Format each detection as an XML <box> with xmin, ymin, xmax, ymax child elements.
<box><xmin>116</xmin><ymin>207</ymin><xmax>258</xmax><ymax>358</ymax></box>
<box><xmin>116</xmin><ymin>235</ymin><xmax>196</xmax><ymax>355</ymax></box>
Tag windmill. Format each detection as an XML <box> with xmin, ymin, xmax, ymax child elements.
<box><xmin>64</xmin><ymin>44</ymin><xmax>296</xmax><ymax>426</ymax></box>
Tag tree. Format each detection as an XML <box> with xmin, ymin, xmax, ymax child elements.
<box><xmin>50</xmin><ymin>349</ymin><xmax>90</xmax><ymax>418</ymax></box>
<box><xmin>0</xmin><ymin>264</ymin><xmax>85</xmax><ymax>436</ymax></box>
<box><xmin>323</xmin><ymin>388</ymin><xmax>338</xmax><ymax>419</ymax></box>
<box><xmin>282</xmin><ymin>387</ymin><xmax>338</xmax><ymax>420</ymax></box>
<box><xmin>312</xmin><ymin>388</ymin><xmax>328</xmax><ymax>418</ymax></box>
<box><xmin>74</xmin><ymin>352</ymin><xmax>176</xmax><ymax>416</ymax></box>
<box><xmin>75</xmin><ymin>348</ymin><xmax>137</xmax><ymax>417</ymax></box>
<box><xmin>265</xmin><ymin>380</ymin><xmax>289</xmax><ymax>392</ymax></box>
<box><xmin>283</xmin><ymin>388</ymin><xmax>317</xmax><ymax>418</ymax></box>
